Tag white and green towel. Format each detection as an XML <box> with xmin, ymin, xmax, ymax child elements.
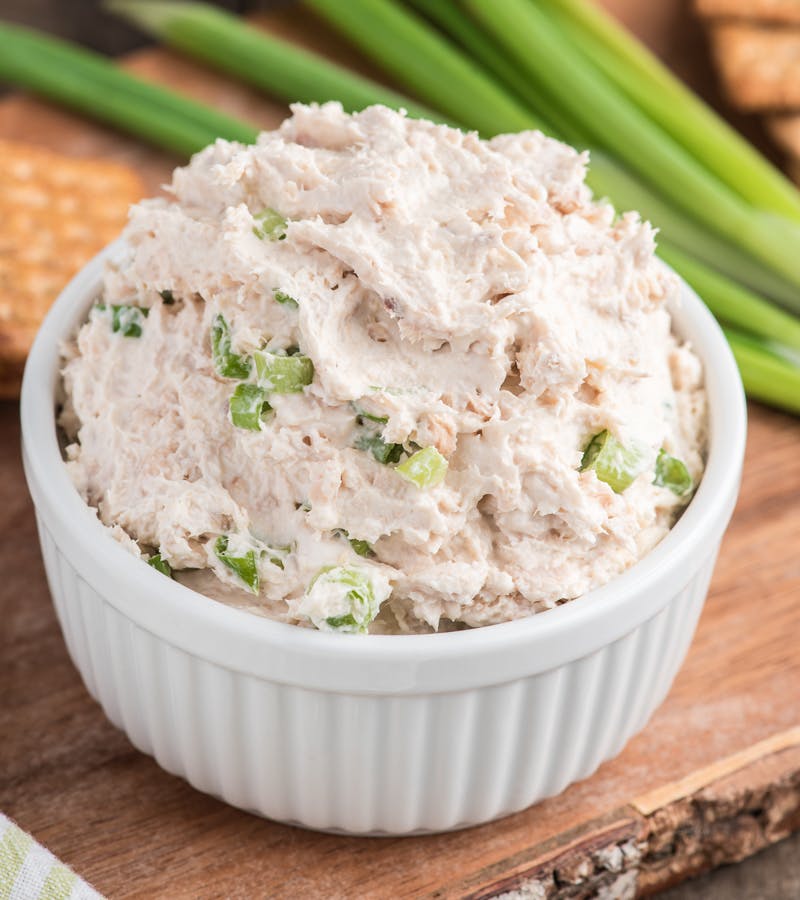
<box><xmin>0</xmin><ymin>815</ymin><xmax>103</xmax><ymax>900</ymax></box>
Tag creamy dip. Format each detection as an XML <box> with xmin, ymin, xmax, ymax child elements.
<box><xmin>60</xmin><ymin>103</ymin><xmax>707</xmax><ymax>634</ymax></box>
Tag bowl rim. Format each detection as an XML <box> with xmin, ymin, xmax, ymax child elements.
<box><xmin>20</xmin><ymin>240</ymin><xmax>747</xmax><ymax>693</ymax></box>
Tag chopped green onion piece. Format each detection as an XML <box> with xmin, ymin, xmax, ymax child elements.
<box><xmin>352</xmin><ymin>403</ymin><xmax>389</xmax><ymax>424</ymax></box>
<box><xmin>355</xmin><ymin>430</ymin><xmax>405</xmax><ymax>465</ymax></box>
<box><xmin>303</xmin><ymin>564</ymin><xmax>388</xmax><ymax>634</ymax></box>
<box><xmin>348</xmin><ymin>538</ymin><xmax>374</xmax><ymax>558</ymax></box>
<box><xmin>253</xmin><ymin>351</ymin><xmax>314</xmax><ymax>393</ymax></box>
<box><xmin>333</xmin><ymin>528</ymin><xmax>375</xmax><ymax>558</ymax></box>
<box><xmin>160</xmin><ymin>289</ymin><xmax>175</xmax><ymax>304</ymax></box>
<box><xmin>0</xmin><ymin>20</ymin><xmax>258</xmax><ymax>157</ymax></box>
<box><xmin>267</xmin><ymin>543</ymin><xmax>292</xmax><ymax>570</ymax></box>
<box><xmin>395</xmin><ymin>446</ymin><xmax>448</xmax><ymax>489</ymax></box>
<box><xmin>580</xmin><ymin>430</ymin><xmax>648</xmax><ymax>493</ymax></box>
<box><xmin>113</xmin><ymin>305</ymin><xmax>148</xmax><ymax>337</ymax></box>
<box><xmin>368</xmin><ymin>385</ymin><xmax>408</xmax><ymax>396</ymax></box>
<box><xmin>211</xmin><ymin>314</ymin><xmax>252</xmax><ymax>380</ymax></box>
<box><xmin>229</xmin><ymin>383</ymin><xmax>270</xmax><ymax>431</ymax></box>
<box><xmin>653</xmin><ymin>449</ymin><xmax>693</xmax><ymax>497</ymax></box>
<box><xmin>273</xmin><ymin>289</ymin><xmax>299</xmax><ymax>309</ymax></box>
<box><xmin>214</xmin><ymin>535</ymin><xmax>259</xmax><ymax>593</ymax></box>
<box><xmin>96</xmin><ymin>303</ymin><xmax>150</xmax><ymax>337</ymax></box>
<box><xmin>353</xmin><ymin>409</ymin><xmax>404</xmax><ymax>464</ymax></box>
<box><xmin>253</xmin><ymin>207</ymin><xmax>287</xmax><ymax>241</ymax></box>
<box><xmin>147</xmin><ymin>553</ymin><xmax>172</xmax><ymax>577</ymax></box>
<box><xmin>324</xmin><ymin>614</ymin><xmax>356</xmax><ymax>629</ymax></box>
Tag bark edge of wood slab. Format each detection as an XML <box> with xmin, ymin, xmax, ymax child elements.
<box><xmin>455</xmin><ymin>727</ymin><xmax>800</xmax><ymax>899</ymax></box>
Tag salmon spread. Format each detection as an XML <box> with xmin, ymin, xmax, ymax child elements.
<box><xmin>60</xmin><ymin>103</ymin><xmax>707</xmax><ymax>634</ymax></box>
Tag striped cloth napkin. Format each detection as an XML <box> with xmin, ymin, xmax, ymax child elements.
<box><xmin>0</xmin><ymin>815</ymin><xmax>103</xmax><ymax>900</ymax></box>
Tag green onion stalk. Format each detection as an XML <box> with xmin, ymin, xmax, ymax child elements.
<box><xmin>107</xmin><ymin>0</ymin><xmax>439</xmax><ymax>121</ymax></box>
<box><xmin>537</xmin><ymin>0</ymin><xmax>800</xmax><ymax>223</ymax></box>
<box><xmin>658</xmin><ymin>244</ymin><xmax>800</xmax><ymax>353</ymax></box>
<box><xmin>407</xmin><ymin>0</ymin><xmax>580</xmax><ymax>141</ymax></box>
<box><xmin>723</xmin><ymin>328</ymin><xmax>800</xmax><ymax>414</ymax></box>
<box><xmin>0</xmin><ymin>21</ymin><xmax>257</xmax><ymax>154</ymax></box>
<box><xmin>306</xmin><ymin>0</ymin><xmax>539</xmax><ymax>135</ymax></box>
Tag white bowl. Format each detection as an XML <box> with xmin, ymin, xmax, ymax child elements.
<box><xmin>21</xmin><ymin>242</ymin><xmax>746</xmax><ymax>834</ymax></box>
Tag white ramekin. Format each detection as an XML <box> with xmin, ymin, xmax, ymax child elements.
<box><xmin>21</xmin><ymin>242</ymin><xmax>746</xmax><ymax>835</ymax></box>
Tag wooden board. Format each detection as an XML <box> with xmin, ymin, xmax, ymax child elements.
<box><xmin>0</xmin><ymin>4</ymin><xmax>799</xmax><ymax>898</ymax></box>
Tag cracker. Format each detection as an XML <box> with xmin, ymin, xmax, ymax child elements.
<box><xmin>709</xmin><ymin>23</ymin><xmax>800</xmax><ymax>110</ymax></box>
<box><xmin>695</xmin><ymin>0</ymin><xmax>800</xmax><ymax>24</ymax></box>
<box><xmin>0</xmin><ymin>141</ymin><xmax>143</xmax><ymax>398</ymax></box>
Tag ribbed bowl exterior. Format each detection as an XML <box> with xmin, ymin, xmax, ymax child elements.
<box><xmin>36</xmin><ymin>511</ymin><xmax>716</xmax><ymax>834</ymax></box>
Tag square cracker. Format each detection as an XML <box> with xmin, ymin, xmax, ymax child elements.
<box><xmin>695</xmin><ymin>0</ymin><xmax>800</xmax><ymax>24</ymax></box>
<box><xmin>709</xmin><ymin>23</ymin><xmax>800</xmax><ymax>110</ymax></box>
<box><xmin>0</xmin><ymin>141</ymin><xmax>144</xmax><ymax>398</ymax></box>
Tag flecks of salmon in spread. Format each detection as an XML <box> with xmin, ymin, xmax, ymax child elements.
<box><xmin>60</xmin><ymin>103</ymin><xmax>706</xmax><ymax>634</ymax></box>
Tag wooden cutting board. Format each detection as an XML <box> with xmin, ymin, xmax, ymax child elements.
<box><xmin>1</xmin><ymin>4</ymin><xmax>798</xmax><ymax>898</ymax></box>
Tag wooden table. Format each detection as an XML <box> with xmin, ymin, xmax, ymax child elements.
<box><xmin>1</xmin><ymin>4</ymin><xmax>799</xmax><ymax>898</ymax></box>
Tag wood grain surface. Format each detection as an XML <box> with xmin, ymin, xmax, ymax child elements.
<box><xmin>0</xmin><ymin>3</ymin><xmax>798</xmax><ymax>898</ymax></box>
